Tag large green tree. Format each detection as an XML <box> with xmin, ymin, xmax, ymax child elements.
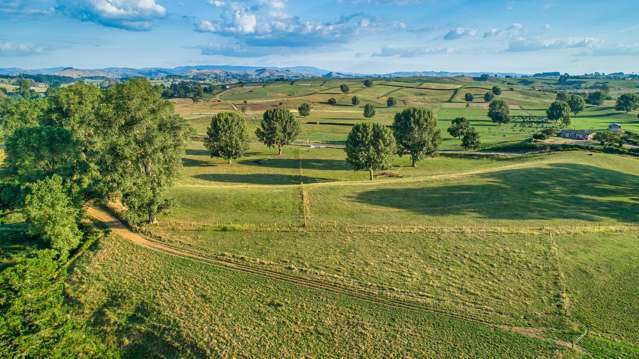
<box><xmin>363</xmin><ymin>104</ymin><xmax>376</xmax><ymax>118</ymax></box>
<box><xmin>204</xmin><ymin>112</ymin><xmax>249</xmax><ymax>164</ymax></box>
<box><xmin>340</xmin><ymin>84</ymin><xmax>350</xmax><ymax>93</ymax></box>
<box><xmin>586</xmin><ymin>91</ymin><xmax>605</xmax><ymax>106</ymax></box>
<box><xmin>567</xmin><ymin>94</ymin><xmax>586</xmax><ymax>115</ymax></box>
<box><xmin>547</xmin><ymin>101</ymin><xmax>571</xmax><ymax>127</ymax></box>
<box><xmin>5</xmin><ymin>126</ymin><xmax>78</xmax><ymax>183</ymax></box>
<box><xmin>464</xmin><ymin>93</ymin><xmax>474</xmax><ymax>102</ymax></box>
<box><xmin>616</xmin><ymin>93</ymin><xmax>639</xmax><ymax>112</ymax></box>
<box><xmin>345</xmin><ymin>123</ymin><xmax>396</xmax><ymax>180</ymax></box>
<box><xmin>392</xmin><ymin>107</ymin><xmax>441</xmax><ymax>167</ymax></box>
<box><xmin>387</xmin><ymin>97</ymin><xmax>397</xmax><ymax>107</ymax></box>
<box><xmin>461</xmin><ymin>128</ymin><xmax>481</xmax><ymax>150</ymax></box>
<box><xmin>447</xmin><ymin>117</ymin><xmax>470</xmax><ymax>138</ymax></box>
<box><xmin>23</xmin><ymin>175</ymin><xmax>82</xmax><ymax>254</ymax></box>
<box><xmin>351</xmin><ymin>96</ymin><xmax>360</xmax><ymax>106</ymax></box>
<box><xmin>0</xmin><ymin>98</ymin><xmax>46</xmax><ymax>140</ymax></box>
<box><xmin>298</xmin><ymin>102</ymin><xmax>311</xmax><ymax>117</ymax></box>
<box><xmin>488</xmin><ymin>99</ymin><xmax>510</xmax><ymax>124</ymax></box>
<box><xmin>256</xmin><ymin>108</ymin><xmax>300</xmax><ymax>155</ymax></box>
<box><xmin>98</xmin><ymin>78</ymin><xmax>190</xmax><ymax>224</ymax></box>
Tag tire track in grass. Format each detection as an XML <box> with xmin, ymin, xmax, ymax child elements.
<box><xmin>87</xmin><ymin>206</ymin><xmax>586</xmax><ymax>354</ymax></box>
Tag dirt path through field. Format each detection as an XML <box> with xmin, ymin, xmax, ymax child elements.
<box><xmin>86</xmin><ymin>205</ymin><xmax>586</xmax><ymax>354</ymax></box>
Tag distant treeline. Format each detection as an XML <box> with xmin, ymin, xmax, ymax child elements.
<box><xmin>0</xmin><ymin>74</ymin><xmax>75</xmax><ymax>88</ymax></box>
<box><xmin>161</xmin><ymin>81</ymin><xmax>218</xmax><ymax>101</ymax></box>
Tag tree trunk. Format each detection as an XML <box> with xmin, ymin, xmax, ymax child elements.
<box><xmin>278</xmin><ymin>146</ymin><xmax>282</xmax><ymax>156</ymax></box>
<box><xmin>411</xmin><ymin>156</ymin><xmax>417</xmax><ymax>168</ymax></box>
<box><xmin>369</xmin><ymin>168</ymin><xmax>374</xmax><ymax>181</ymax></box>
<box><xmin>148</xmin><ymin>212</ymin><xmax>157</xmax><ymax>225</ymax></box>
<box><xmin>228</xmin><ymin>158</ymin><xmax>232</xmax><ymax>165</ymax></box>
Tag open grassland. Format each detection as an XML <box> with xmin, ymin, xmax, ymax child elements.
<box><xmin>68</xmin><ymin>236</ymin><xmax>577</xmax><ymax>358</ymax></box>
<box><xmin>61</xmin><ymin>76</ymin><xmax>639</xmax><ymax>357</ymax></box>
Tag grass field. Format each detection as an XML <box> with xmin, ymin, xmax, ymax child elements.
<box><xmin>52</xmin><ymin>76</ymin><xmax>639</xmax><ymax>357</ymax></box>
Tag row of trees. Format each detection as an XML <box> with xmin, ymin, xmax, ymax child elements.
<box><xmin>203</xmin><ymin>106</ymin><xmax>442</xmax><ymax>179</ymax></box>
<box><xmin>464</xmin><ymin>85</ymin><xmax>502</xmax><ymax>104</ymax></box>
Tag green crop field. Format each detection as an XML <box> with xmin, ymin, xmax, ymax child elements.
<box><xmin>5</xmin><ymin>76</ymin><xmax>639</xmax><ymax>357</ymax></box>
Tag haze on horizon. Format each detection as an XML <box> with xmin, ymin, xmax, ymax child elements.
<box><xmin>1</xmin><ymin>0</ymin><xmax>638</xmax><ymax>74</ymax></box>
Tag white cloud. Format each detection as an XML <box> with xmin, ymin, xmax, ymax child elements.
<box><xmin>507</xmin><ymin>37</ymin><xmax>602</xmax><ymax>52</ymax></box>
<box><xmin>56</xmin><ymin>0</ymin><xmax>167</xmax><ymax>31</ymax></box>
<box><xmin>444</xmin><ymin>27</ymin><xmax>477</xmax><ymax>40</ymax></box>
<box><xmin>483</xmin><ymin>23</ymin><xmax>524</xmax><ymax>38</ymax></box>
<box><xmin>0</xmin><ymin>41</ymin><xmax>45</xmax><ymax>56</ymax></box>
<box><xmin>373</xmin><ymin>46</ymin><xmax>454</xmax><ymax>57</ymax></box>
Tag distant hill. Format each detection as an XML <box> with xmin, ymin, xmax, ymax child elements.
<box><xmin>0</xmin><ymin>65</ymin><xmax>545</xmax><ymax>81</ymax></box>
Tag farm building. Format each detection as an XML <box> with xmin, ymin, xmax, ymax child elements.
<box><xmin>608</xmin><ymin>123</ymin><xmax>622</xmax><ymax>132</ymax></box>
<box><xmin>558</xmin><ymin>130</ymin><xmax>595</xmax><ymax>140</ymax></box>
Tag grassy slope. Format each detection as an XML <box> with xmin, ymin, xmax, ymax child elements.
<box><xmin>68</xmin><ymin>236</ymin><xmax>573</xmax><ymax>358</ymax></box>
<box><xmin>63</xmin><ymin>77</ymin><xmax>639</xmax><ymax>357</ymax></box>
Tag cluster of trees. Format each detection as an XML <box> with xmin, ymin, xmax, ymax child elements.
<box><xmin>616</xmin><ymin>93</ymin><xmax>639</xmax><ymax>113</ymax></box>
<box><xmin>448</xmin><ymin>117</ymin><xmax>480</xmax><ymax>150</ymax></box>
<box><xmin>161</xmin><ymin>81</ymin><xmax>215</xmax><ymax>102</ymax></box>
<box><xmin>205</xmin><ymin>107</ymin><xmax>301</xmax><ymax>161</ymax></box>
<box><xmin>1</xmin><ymin>79</ymin><xmax>190</xmax><ymax>230</ymax></box>
<box><xmin>0</xmin><ymin>78</ymin><xmax>187</xmax><ymax>356</ymax></box>
<box><xmin>345</xmin><ymin>107</ymin><xmax>441</xmax><ymax>179</ymax></box>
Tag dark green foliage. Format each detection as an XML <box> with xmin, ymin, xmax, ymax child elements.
<box><xmin>298</xmin><ymin>102</ymin><xmax>311</xmax><ymax>117</ymax></box>
<box><xmin>340</xmin><ymin>84</ymin><xmax>350</xmax><ymax>94</ymax></box>
<box><xmin>392</xmin><ymin>107</ymin><xmax>441</xmax><ymax>167</ymax></box>
<box><xmin>547</xmin><ymin>101</ymin><xmax>571</xmax><ymax>127</ymax></box>
<box><xmin>162</xmin><ymin>81</ymin><xmax>208</xmax><ymax>102</ymax></box>
<box><xmin>532</xmin><ymin>128</ymin><xmax>558</xmax><ymax>141</ymax></box>
<box><xmin>0</xmin><ymin>249</ymin><xmax>113</xmax><ymax>358</ymax></box>
<box><xmin>5</xmin><ymin>126</ymin><xmax>78</xmax><ymax>183</ymax></box>
<box><xmin>351</xmin><ymin>96</ymin><xmax>360</xmax><ymax>106</ymax></box>
<box><xmin>567</xmin><ymin>94</ymin><xmax>585</xmax><ymax>114</ymax></box>
<box><xmin>23</xmin><ymin>175</ymin><xmax>81</xmax><ymax>254</ymax></box>
<box><xmin>387</xmin><ymin>97</ymin><xmax>397</xmax><ymax>107</ymax></box>
<box><xmin>363</xmin><ymin>79</ymin><xmax>374</xmax><ymax>87</ymax></box>
<box><xmin>484</xmin><ymin>92</ymin><xmax>494</xmax><ymax>102</ymax></box>
<box><xmin>16</xmin><ymin>78</ymin><xmax>36</xmax><ymax>99</ymax></box>
<box><xmin>492</xmin><ymin>86</ymin><xmax>502</xmax><ymax>96</ymax></box>
<box><xmin>615</xmin><ymin>93</ymin><xmax>639</xmax><ymax>112</ymax></box>
<box><xmin>99</xmin><ymin>78</ymin><xmax>190</xmax><ymax>224</ymax></box>
<box><xmin>464</xmin><ymin>93</ymin><xmax>474</xmax><ymax>102</ymax></box>
<box><xmin>204</xmin><ymin>112</ymin><xmax>249</xmax><ymax>164</ymax></box>
<box><xmin>256</xmin><ymin>108</ymin><xmax>300</xmax><ymax>155</ymax></box>
<box><xmin>594</xmin><ymin>131</ymin><xmax>624</xmax><ymax>147</ymax></box>
<box><xmin>461</xmin><ymin>128</ymin><xmax>480</xmax><ymax>150</ymax></box>
<box><xmin>0</xmin><ymin>97</ymin><xmax>47</xmax><ymax>140</ymax></box>
<box><xmin>447</xmin><ymin>117</ymin><xmax>470</xmax><ymax>138</ymax></box>
<box><xmin>328</xmin><ymin>98</ymin><xmax>337</xmax><ymax>105</ymax></box>
<box><xmin>586</xmin><ymin>91</ymin><xmax>605</xmax><ymax>106</ymax></box>
<box><xmin>487</xmin><ymin>99</ymin><xmax>510</xmax><ymax>124</ymax></box>
<box><xmin>0</xmin><ymin>180</ymin><xmax>24</xmax><ymax>211</ymax></box>
<box><xmin>345</xmin><ymin>123</ymin><xmax>396</xmax><ymax>180</ymax></box>
<box><xmin>363</xmin><ymin>104</ymin><xmax>376</xmax><ymax>118</ymax></box>
<box><xmin>556</xmin><ymin>92</ymin><xmax>569</xmax><ymax>102</ymax></box>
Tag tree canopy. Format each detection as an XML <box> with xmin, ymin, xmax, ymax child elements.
<box><xmin>298</xmin><ymin>102</ymin><xmax>311</xmax><ymax>117</ymax></box>
<box><xmin>447</xmin><ymin>117</ymin><xmax>470</xmax><ymax>138</ymax></box>
<box><xmin>387</xmin><ymin>97</ymin><xmax>397</xmax><ymax>107</ymax></box>
<box><xmin>363</xmin><ymin>79</ymin><xmax>374</xmax><ymax>87</ymax></box>
<box><xmin>256</xmin><ymin>108</ymin><xmax>300</xmax><ymax>155</ymax></box>
<box><xmin>461</xmin><ymin>127</ymin><xmax>481</xmax><ymax>150</ymax></box>
<box><xmin>464</xmin><ymin>93</ymin><xmax>474</xmax><ymax>102</ymax></box>
<box><xmin>204</xmin><ymin>112</ymin><xmax>249</xmax><ymax>164</ymax></box>
<box><xmin>547</xmin><ymin>101</ymin><xmax>571</xmax><ymax>127</ymax></box>
<box><xmin>363</xmin><ymin>104</ymin><xmax>376</xmax><ymax>118</ymax></box>
<box><xmin>340</xmin><ymin>84</ymin><xmax>350</xmax><ymax>94</ymax></box>
<box><xmin>351</xmin><ymin>96</ymin><xmax>360</xmax><ymax>106</ymax></box>
<box><xmin>487</xmin><ymin>99</ymin><xmax>510</xmax><ymax>124</ymax></box>
<box><xmin>484</xmin><ymin>92</ymin><xmax>495</xmax><ymax>102</ymax></box>
<box><xmin>345</xmin><ymin>123</ymin><xmax>396</xmax><ymax>180</ymax></box>
<box><xmin>492</xmin><ymin>86</ymin><xmax>502</xmax><ymax>96</ymax></box>
<box><xmin>586</xmin><ymin>91</ymin><xmax>605</xmax><ymax>106</ymax></box>
<box><xmin>615</xmin><ymin>93</ymin><xmax>639</xmax><ymax>112</ymax></box>
<box><xmin>567</xmin><ymin>94</ymin><xmax>585</xmax><ymax>115</ymax></box>
<box><xmin>392</xmin><ymin>107</ymin><xmax>441</xmax><ymax>167</ymax></box>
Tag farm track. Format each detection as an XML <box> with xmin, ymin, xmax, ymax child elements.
<box><xmin>86</xmin><ymin>206</ymin><xmax>584</xmax><ymax>354</ymax></box>
<box><xmin>175</xmin><ymin>157</ymin><xmax>567</xmax><ymax>190</ymax></box>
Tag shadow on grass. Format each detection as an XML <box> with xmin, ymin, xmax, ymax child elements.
<box><xmin>194</xmin><ymin>173</ymin><xmax>333</xmax><ymax>185</ymax></box>
<box><xmin>91</xmin><ymin>295</ymin><xmax>208</xmax><ymax>358</ymax></box>
<box><xmin>240</xmin><ymin>158</ymin><xmax>349</xmax><ymax>171</ymax></box>
<box><xmin>182</xmin><ymin>158</ymin><xmax>212</xmax><ymax>167</ymax></box>
<box><xmin>186</xmin><ymin>149</ymin><xmax>209</xmax><ymax>156</ymax></box>
<box><xmin>354</xmin><ymin>163</ymin><xmax>639</xmax><ymax>223</ymax></box>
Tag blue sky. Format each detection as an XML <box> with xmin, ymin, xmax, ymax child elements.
<box><xmin>1</xmin><ymin>0</ymin><xmax>638</xmax><ymax>73</ymax></box>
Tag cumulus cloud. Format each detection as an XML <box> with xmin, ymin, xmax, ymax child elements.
<box><xmin>443</xmin><ymin>27</ymin><xmax>477</xmax><ymax>40</ymax></box>
<box><xmin>56</xmin><ymin>0</ymin><xmax>167</xmax><ymax>31</ymax></box>
<box><xmin>507</xmin><ymin>37</ymin><xmax>602</xmax><ymax>52</ymax></box>
<box><xmin>0</xmin><ymin>42</ymin><xmax>45</xmax><ymax>56</ymax></box>
<box><xmin>483</xmin><ymin>23</ymin><xmax>524</xmax><ymax>38</ymax></box>
<box><xmin>372</xmin><ymin>46</ymin><xmax>454</xmax><ymax>57</ymax></box>
<box><xmin>195</xmin><ymin>1</ymin><xmax>373</xmax><ymax>47</ymax></box>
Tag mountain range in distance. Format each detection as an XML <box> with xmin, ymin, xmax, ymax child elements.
<box><xmin>0</xmin><ymin>65</ymin><xmax>528</xmax><ymax>81</ymax></box>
